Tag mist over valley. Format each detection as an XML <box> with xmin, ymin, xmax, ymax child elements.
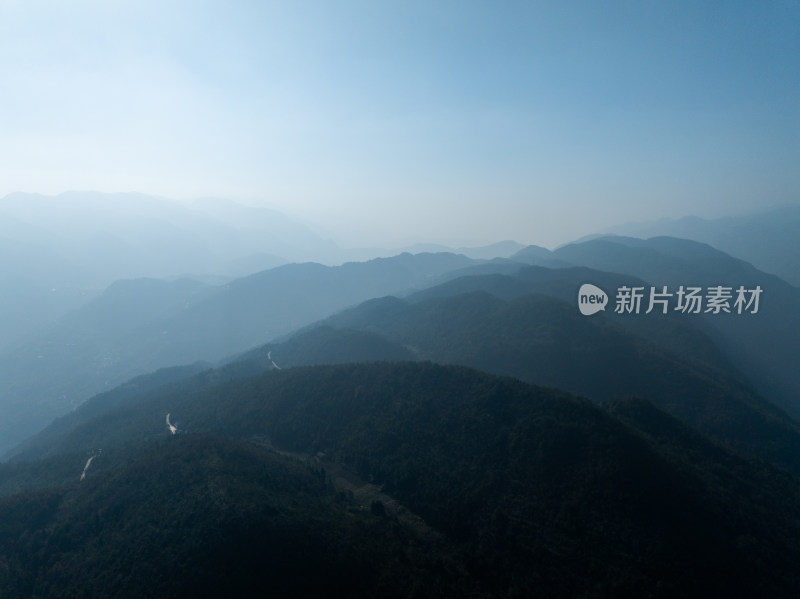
<box><xmin>2</xmin><ymin>1</ymin><xmax>798</xmax><ymax>595</ymax></box>
<box><xmin>1</xmin><ymin>191</ymin><xmax>799</xmax><ymax>596</ymax></box>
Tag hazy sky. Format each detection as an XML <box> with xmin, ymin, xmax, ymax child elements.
<box><xmin>1</xmin><ymin>1</ymin><xmax>798</xmax><ymax>248</ymax></box>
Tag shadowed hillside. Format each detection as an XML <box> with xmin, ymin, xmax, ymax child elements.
<box><xmin>2</xmin><ymin>362</ymin><xmax>800</xmax><ymax>597</ymax></box>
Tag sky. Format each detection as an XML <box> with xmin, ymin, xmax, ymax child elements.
<box><xmin>1</xmin><ymin>0</ymin><xmax>798</xmax><ymax>248</ymax></box>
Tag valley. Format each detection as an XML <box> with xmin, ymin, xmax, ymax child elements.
<box><xmin>1</xmin><ymin>202</ymin><xmax>799</xmax><ymax>597</ymax></box>
<box><xmin>4</xmin><ymin>4</ymin><xmax>797</xmax><ymax>594</ymax></box>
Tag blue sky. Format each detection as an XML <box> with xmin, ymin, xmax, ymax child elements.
<box><xmin>1</xmin><ymin>1</ymin><xmax>798</xmax><ymax>247</ymax></box>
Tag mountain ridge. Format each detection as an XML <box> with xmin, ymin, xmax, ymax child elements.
<box><xmin>0</xmin><ymin>251</ymin><xmax>477</xmax><ymax>454</ymax></box>
<box><xmin>2</xmin><ymin>361</ymin><xmax>799</xmax><ymax>597</ymax></box>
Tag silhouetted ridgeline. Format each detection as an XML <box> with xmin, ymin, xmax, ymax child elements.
<box><xmin>513</xmin><ymin>235</ymin><xmax>800</xmax><ymax>420</ymax></box>
<box><xmin>0</xmin><ymin>251</ymin><xmax>475</xmax><ymax>455</ymax></box>
<box><xmin>300</xmin><ymin>286</ymin><xmax>800</xmax><ymax>475</ymax></box>
<box><xmin>607</xmin><ymin>205</ymin><xmax>800</xmax><ymax>286</ymax></box>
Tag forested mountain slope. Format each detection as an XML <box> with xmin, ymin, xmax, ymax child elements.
<box><xmin>2</xmin><ymin>362</ymin><xmax>799</xmax><ymax>597</ymax></box>
<box><xmin>0</xmin><ymin>252</ymin><xmax>475</xmax><ymax>455</ymax></box>
<box><xmin>304</xmin><ymin>289</ymin><xmax>800</xmax><ymax>475</ymax></box>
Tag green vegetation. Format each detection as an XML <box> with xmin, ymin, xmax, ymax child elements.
<box><xmin>4</xmin><ymin>235</ymin><xmax>800</xmax><ymax>597</ymax></box>
<box><xmin>3</xmin><ymin>362</ymin><xmax>800</xmax><ymax>597</ymax></box>
<box><xmin>312</xmin><ymin>290</ymin><xmax>800</xmax><ymax>475</ymax></box>
<box><xmin>0</xmin><ymin>251</ymin><xmax>475</xmax><ymax>455</ymax></box>
<box><xmin>0</xmin><ymin>434</ymin><xmax>473</xmax><ymax>598</ymax></box>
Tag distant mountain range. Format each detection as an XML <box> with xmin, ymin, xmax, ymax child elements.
<box><xmin>3</xmin><ymin>199</ymin><xmax>800</xmax><ymax>596</ymax></box>
<box><xmin>0</xmin><ymin>252</ymin><xmax>475</xmax><ymax>454</ymax></box>
<box><xmin>13</xmin><ymin>237</ymin><xmax>800</xmax><ymax>478</ymax></box>
<box><xmin>3</xmin><ymin>232</ymin><xmax>798</xmax><ymax>461</ymax></box>
<box><xmin>604</xmin><ymin>204</ymin><xmax>800</xmax><ymax>286</ymax></box>
<box><xmin>3</xmin><ymin>191</ymin><xmax>793</xmax><ymax>353</ymax></box>
<box><xmin>0</xmin><ymin>192</ymin><xmax>528</xmax><ymax>352</ymax></box>
<box><xmin>0</xmin><ymin>192</ymin><xmax>328</xmax><ymax>351</ymax></box>
<box><xmin>510</xmin><ymin>235</ymin><xmax>800</xmax><ymax>421</ymax></box>
<box><xmin>0</xmin><ymin>192</ymin><xmax>334</xmax><ymax>279</ymax></box>
<box><xmin>396</xmin><ymin>240</ymin><xmax>525</xmax><ymax>260</ymax></box>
